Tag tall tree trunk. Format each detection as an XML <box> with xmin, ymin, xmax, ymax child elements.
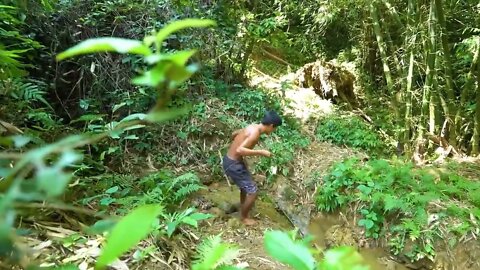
<box><xmin>435</xmin><ymin>0</ymin><xmax>457</xmax><ymax>147</ymax></box>
<box><xmin>371</xmin><ymin>2</ymin><xmax>405</xmax><ymax>153</ymax></box>
<box><xmin>402</xmin><ymin>0</ymin><xmax>419</xmax><ymax>154</ymax></box>
<box><xmin>370</xmin><ymin>3</ymin><xmax>393</xmax><ymax>94</ymax></box>
<box><xmin>416</xmin><ymin>0</ymin><xmax>438</xmax><ymax>154</ymax></box>
<box><xmin>383</xmin><ymin>0</ymin><xmax>403</xmax><ymax>28</ymax></box>
<box><xmin>404</xmin><ymin>50</ymin><xmax>415</xmax><ymax>147</ymax></box>
<box><xmin>455</xmin><ymin>37</ymin><xmax>480</xmax><ymax>148</ymax></box>
<box><xmin>239</xmin><ymin>40</ymin><xmax>254</xmax><ymax>80</ymax></box>
<box><xmin>472</xmin><ymin>66</ymin><xmax>480</xmax><ymax>155</ymax></box>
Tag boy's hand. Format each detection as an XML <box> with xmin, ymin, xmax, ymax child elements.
<box><xmin>259</xmin><ymin>150</ymin><xmax>272</xmax><ymax>157</ymax></box>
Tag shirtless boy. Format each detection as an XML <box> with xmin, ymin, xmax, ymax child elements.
<box><xmin>222</xmin><ymin>111</ymin><xmax>282</xmax><ymax>225</ymax></box>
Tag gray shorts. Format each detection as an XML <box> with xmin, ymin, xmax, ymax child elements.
<box><xmin>222</xmin><ymin>155</ymin><xmax>258</xmax><ymax>194</ymax></box>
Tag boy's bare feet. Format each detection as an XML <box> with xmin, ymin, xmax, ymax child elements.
<box><xmin>242</xmin><ymin>218</ymin><xmax>257</xmax><ymax>226</ymax></box>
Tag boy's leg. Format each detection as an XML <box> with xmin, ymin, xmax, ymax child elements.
<box><xmin>239</xmin><ymin>169</ymin><xmax>258</xmax><ymax>225</ymax></box>
<box><xmin>240</xmin><ymin>192</ymin><xmax>257</xmax><ymax>225</ymax></box>
<box><xmin>223</xmin><ymin>158</ymin><xmax>257</xmax><ymax>224</ymax></box>
<box><xmin>240</xmin><ymin>190</ymin><xmax>246</xmax><ymax>205</ymax></box>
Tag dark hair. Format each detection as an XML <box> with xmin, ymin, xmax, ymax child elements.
<box><xmin>261</xmin><ymin>110</ymin><xmax>282</xmax><ymax>127</ymax></box>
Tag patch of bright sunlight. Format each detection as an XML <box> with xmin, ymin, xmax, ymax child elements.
<box><xmin>250</xmin><ymin>71</ymin><xmax>334</xmax><ymax>123</ymax></box>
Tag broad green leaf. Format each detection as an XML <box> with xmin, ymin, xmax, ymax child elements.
<box><xmin>112</xmin><ymin>102</ymin><xmax>127</xmax><ymax>113</ymax></box>
<box><xmin>155</xmin><ymin>19</ymin><xmax>216</xmax><ymax>45</ymax></box>
<box><xmin>120</xmin><ymin>113</ymin><xmax>147</xmax><ymax>123</ymax></box>
<box><xmin>56</xmin><ymin>151</ymin><xmax>82</xmax><ymax>168</ymax></box>
<box><xmin>144</xmin><ymin>50</ymin><xmax>197</xmax><ymax>65</ymax></box>
<box><xmin>123</xmin><ymin>124</ymin><xmax>146</xmax><ymax>131</ymax></box>
<box><xmin>123</xmin><ymin>134</ymin><xmax>139</xmax><ymax>140</ymax></box>
<box><xmin>100</xmin><ymin>197</ymin><xmax>115</xmax><ymax>206</ymax></box>
<box><xmin>12</xmin><ymin>135</ymin><xmax>31</xmax><ymax>148</ymax></box>
<box><xmin>358</xmin><ymin>219</ymin><xmax>374</xmax><ymax>229</ymax></box>
<box><xmin>56</xmin><ymin>38</ymin><xmax>151</xmax><ymax>60</ymax></box>
<box><xmin>166</xmin><ymin>63</ymin><xmax>199</xmax><ymax>86</ymax></box>
<box><xmin>96</xmin><ymin>204</ymin><xmax>163</xmax><ymax>269</ymax></box>
<box><xmin>264</xmin><ymin>230</ymin><xmax>315</xmax><ymax>270</ymax></box>
<box><xmin>109</xmin><ymin>130</ymin><xmax>123</xmax><ymax>139</ymax></box>
<box><xmin>319</xmin><ymin>246</ymin><xmax>368</xmax><ymax>270</ymax></box>
<box><xmin>145</xmin><ymin>107</ymin><xmax>190</xmax><ymax>122</ymax></box>
<box><xmin>166</xmin><ymin>221</ymin><xmax>178</xmax><ymax>237</ymax></box>
<box><xmin>36</xmin><ymin>167</ymin><xmax>72</xmax><ymax>197</ymax></box>
<box><xmin>86</xmin><ymin>219</ymin><xmax>117</xmax><ymax>235</ymax></box>
<box><xmin>105</xmin><ymin>186</ymin><xmax>119</xmax><ymax>194</ymax></box>
<box><xmin>181</xmin><ymin>216</ymin><xmax>198</xmax><ymax>227</ymax></box>
<box><xmin>0</xmin><ymin>5</ymin><xmax>17</xmax><ymax>9</ymax></box>
<box><xmin>189</xmin><ymin>212</ymin><xmax>214</xmax><ymax>221</ymax></box>
<box><xmin>70</xmin><ymin>114</ymin><xmax>105</xmax><ymax>124</ymax></box>
<box><xmin>132</xmin><ymin>64</ymin><xmax>168</xmax><ymax>87</ymax></box>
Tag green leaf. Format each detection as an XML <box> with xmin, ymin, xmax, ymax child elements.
<box><xmin>154</xmin><ymin>19</ymin><xmax>216</xmax><ymax>45</ymax></box>
<box><xmin>112</xmin><ymin>102</ymin><xmax>127</xmax><ymax>113</ymax></box>
<box><xmin>166</xmin><ymin>221</ymin><xmax>177</xmax><ymax>237</ymax></box>
<box><xmin>56</xmin><ymin>151</ymin><xmax>82</xmax><ymax>168</ymax></box>
<box><xmin>264</xmin><ymin>230</ymin><xmax>315</xmax><ymax>270</ymax></box>
<box><xmin>12</xmin><ymin>135</ymin><xmax>31</xmax><ymax>148</ymax></box>
<box><xmin>319</xmin><ymin>246</ymin><xmax>368</xmax><ymax>270</ymax></box>
<box><xmin>145</xmin><ymin>107</ymin><xmax>190</xmax><ymax>122</ymax></box>
<box><xmin>56</xmin><ymin>38</ymin><xmax>151</xmax><ymax>60</ymax></box>
<box><xmin>96</xmin><ymin>204</ymin><xmax>163</xmax><ymax>269</ymax></box>
<box><xmin>120</xmin><ymin>113</ymin><xmax>147</xmax><ymax>123</ymax></box>
<box><xmin>144</xmin><ymin>50</ymin><xmax>197</xmax><ymax>65</ymax></box>
<box><xmin>100</xmin><ymin>197</ymin><xmax>115</xmax><ymax>206</ymax></box>
<box><xmin>181</xmin><ymin>216</ymin><xmax>198</xmax><ymax>227</ymax></box>
<box><xmin>123</xmin><ymin>124</ymin><xmax>146</xmax><ymax>131</ymax></box>
<box><xmin>166</xmin><ymin>63</ymin><xmax>199</xmax><ymax>86</ymax></box>
<box><xmin>86</xmin><ymin>219</ymin><xmax>117</xmax><ymax>235</ymax></box>
<box><xmin>358</xmin><ymin>219</ymin><xmax>374</xmax><ymax>230</ymax></box>
<box><xmin>0</xmin><ymin>5</ymin><xmax>17</xmax><ymax>9</ymax></box>
<box><xmin>131</xmin><ymin>64</ymin><xmax>168</xmax><ymax>87</ymax></box>
<box><xmin>189</xmin><ymin>212</ymin><xmax>214</xmax><ymax>221</ymax></box>
<box><xmin>70</xmin><ymin>114</ymin><xmax>105</xmax><ymax>124</ymax></box>
<box><xmin>105</xmin><ymin>186</ymin><xmax>119</xmax><ymax>194</ymax></box>
<box><xmin>357</xmin><ymin>184</ymin><xmax>372</xmax><ymax>195</ymax></box>
<box><xmin>124</xmin><ymin>134</ymin><xmax>139</xmax><ymax>140</ymax></box>
<box><xmin>36</xmin><ymin>167</ymin><xmax>72</xmax><ymax>197</ymax></box>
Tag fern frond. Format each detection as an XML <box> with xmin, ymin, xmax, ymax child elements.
<box><xmin>168</xmin><ymin>172</ymin><xmax>200</xmax><ymax>190</ymax></box>
<box><xmin>192</xmin><ymin>234</ymin><xmax>241</xmax><ymax>270</ymax></box>
<box><xmin>175</xmin><ymin>183</ymin><xmax>204</xmax><ymax>202</ymax></box>
<box><xmin>383</xmin><ymin>195</ymin><xmax>407</xmax><ymax>212</ymax></box>
<box><xmin>10</xmin><ymin>79</ymin><xmax>53</xmax><ymax>109</ymax></box>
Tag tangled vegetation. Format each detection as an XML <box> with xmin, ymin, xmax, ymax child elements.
<box><xmin>316</xmin><ymin>158</ymin><xmax>480</xmax><ymax>262</ymax></box>
<box><xmin>1</xmin><ymin>0</ymin><xmax>480</xmax><ymax>269</ymax></box>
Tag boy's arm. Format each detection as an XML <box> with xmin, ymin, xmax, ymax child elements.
<box><xmin>236</xmin><ymin>131</ymin><xmax>271</xmax><ymax>157</ymax></box>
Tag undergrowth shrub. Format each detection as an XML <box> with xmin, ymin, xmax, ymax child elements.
<box><xmin>81</xmin><ymin>170</ymin><xmax>204</xmax><ymax>215</ymax></box>
<box><xmin>316</xmin><ymin>115</ymin><xmax>389</xmax><ymax>156</ymax></box>
<box><xmin>255</xmin><ymin>123</ymin><xmax>310</xmax><ymax>181</ymax></box>
<box><xmin>222</xmin><ymin>87</ymin><xmax>282</xmax><ymax>121</ymax></box>
<box><xmin>315</xmin><ymin>158</ymin><xmax>480</xmax><ymax>262</ymax></box>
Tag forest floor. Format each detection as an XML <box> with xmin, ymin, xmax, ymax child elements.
<box><xmin>193</xmin><ymin>141</ymin><xmax>408</xmax><ymax>270</ymax></box>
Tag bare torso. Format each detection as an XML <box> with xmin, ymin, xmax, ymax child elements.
<box><xmin>227</xmin><ymin>125</ymin><xmax>260</xmax><ymax>160</ymax></box>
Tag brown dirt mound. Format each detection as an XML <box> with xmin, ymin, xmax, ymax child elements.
<box><xmin>294</xmin><ymin>60</ymin><xmax>358</xmax><ymax>107</ymax></box>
